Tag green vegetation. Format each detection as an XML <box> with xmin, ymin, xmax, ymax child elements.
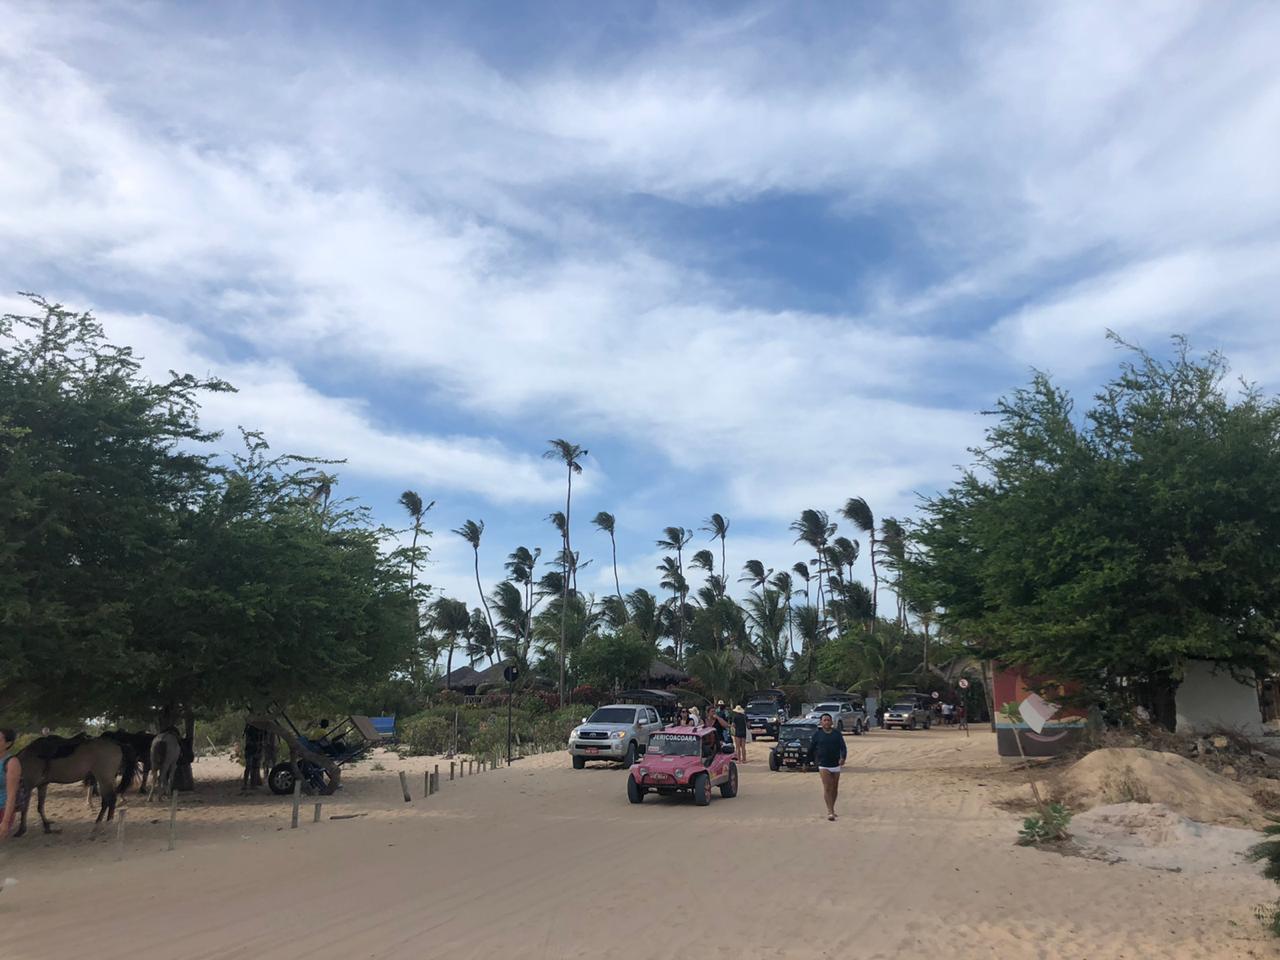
<box><xmin>1017</xmin><ymin>803</ymin><xmax>1073</xmax><ymax>846</ymax></box>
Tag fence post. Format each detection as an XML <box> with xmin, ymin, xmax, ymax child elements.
<box><xmin>115</xmin><ymin>806</ymin><xmax>126</xmax><ymax>861</ymax></box>
<box><xmin>313</xmin><ymin>802</ymin><xmax>322</xmax><ymax>823</ymax></box>
<box><xmin>290</xmin><ymin>776</ymin><xmax>301</xmax><ymax>829</ymax></box>
<box><xmin>424</xmin><ymin>771</ymin><xmax>430</xmax><ymax>798</ymax></box>
<box><xmin>450</xmin><ymin>761</ymin><xmax>455</xmax><ymax>781</ymax></box>
<box><xmin>434</xmin><ymin>763</ymin><xmax>440</xmax><ymax>791</ymax></box>
<box><xmin>168</xmin><ymin>790</ymin><xmax>178</xmax><ymax>850</ymax></box>
<box><xmin>398</xmin><ymin>771</ymin><xmax>411</xmax><ymax>803</ymax></box>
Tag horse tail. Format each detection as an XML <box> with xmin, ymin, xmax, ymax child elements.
<box><xmin>117</xmin><ymin>745</ymin><xmax>137</xmax><ymax>794</ymax></box>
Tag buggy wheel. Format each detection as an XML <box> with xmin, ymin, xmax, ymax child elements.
<box><xmin>572</xmin><ymin>755</ymin><xmax>586</xmax><ymax>770</ymax></box>
<box><xmin>768</xmin><ymin>750</ymin><xmax>780</xmax><ymax>772</ymax></box>
<box><xmin>627</xmin><ymin>777</ymin><xmax>645</xmax><ymax>804</ymax></box>
<box><xmin>622</xmin><ymin>741</ymin><xmax>637</xmax><ymax>769</ymax></box>
<box><xmin>267</xmin><ymin>762</ymin><xmax>296</xmax><ymax>796</ymax></box>
<box><xmin>693</xmin><ymin>773</ymin><xmax>711</xmax><ymax>806</ymax></box>
<box><xmin>720</xmin><ymin>763</ymin><xmax>738</xmax><ymax>799</ymax></box>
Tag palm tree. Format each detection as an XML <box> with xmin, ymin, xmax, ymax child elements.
<box><xmin>592</xmin><ymin>511</ymin><xmax>624</xmax><ymax>608</ymax></box>
<box><xmin>744</xmin><ymin>587</ymin><xmax>788</xmax><ymax>673</ymax></box>
<box><xmin>625</xmin><ymin>588</ymin><xmax>662</xmax><ymax>646</ymax></box>
<box><xmin>879</xmin><ymin>517</ymin><xmax>909</xmax><ymax>630</ymax></box>
<box><xmin>687</xmin><ymin>649</ymin><xmax>738</xmax><ymax>704</ymax></box>
<box><xmin>841</xmin><ymin>497</ymin><xmax>879</xmax><ymax>632</ymax></box>
<box><xmin>656</xmin><ymin>526</ymin><xmax>693</xmax><ymax>658</ymax></box>
<box><xmin>790</xmin><ymin>509</ymin><xmax>836</xmax><ymax>634</ymax></box>
<box><xmin>769</xmin><ymin>569</ymin><xmax>796</xmax><ymax>658</ymax></box>
<box><xmin>656</xmin><ymin>555</ymin><xmax>689</xmax><ymax>659</ymax></box>
<box><xmin>701</xmin><ymin>513</ymin><xmax>730</xmax><ymax>585</ymax></box>
<box><xmin>453</xmin><ymin>519</ymin><xmax>497</xmax><ymax>642</ymax></box>
<box><xmin>432</xmin><ymin>597</ymin><xmax>472</xmax><ymax>687</ymax></box>
<box><xmin>543</xmin><ymin>439</ymin><xmax>587</xmax><ymax>706</ymax></box>
<box><xmin>398</xmin><ymin>490</ymin><xmax>434</xmax><ymax>684</ymax></box>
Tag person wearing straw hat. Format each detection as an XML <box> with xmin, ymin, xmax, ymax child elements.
<box><xmin>731</xmin><ymin>706</ymin><xmax>749</xmax><ymax>762</ymax></box>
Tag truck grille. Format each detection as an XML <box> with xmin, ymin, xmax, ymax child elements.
<box><xmin>578</xmin><ymin>730</ymin><xmax>609</xmax><ymax>740</ymax></box>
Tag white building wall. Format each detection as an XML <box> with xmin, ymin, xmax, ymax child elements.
<box><xmin>1175</xmin><ymin>660</ymin><xmax>1263</xmax><ymax>735</ymax></box>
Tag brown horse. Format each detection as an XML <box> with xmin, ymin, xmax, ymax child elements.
<box><xmin>16</xmin><ymin>735</ymin><xmax>136</xmax><ymax>836</ymax></box>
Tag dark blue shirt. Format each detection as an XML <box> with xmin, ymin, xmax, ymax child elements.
<box><xmin>808</xmin><ymin>728</ymin><xmax>847</xmax><ymax>768</ymax></box>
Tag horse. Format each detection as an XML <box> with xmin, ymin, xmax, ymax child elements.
<box><xmin>102</xmin><ymin>730</ymin><xmax>155</xmax><ymax>791</ymax></box>
<box><xmin>147</xmin><ymin>728</ymin><xmax>181</xmax><ymax>802</ymax></box>
<box><xmin>15</xmin><ymin>735</ymin><xmax>136</xmax><ymax>836</ymax></box>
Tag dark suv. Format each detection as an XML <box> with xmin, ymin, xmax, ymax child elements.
<box><xmin>745</xmin><ymin>696</ymin><xmax>789</xmax><ymax>740</ymax></box>
<box><xmin>768</xmin><ymin>717</ymin><xmax>821</xmax><ymax>771</ymax></box>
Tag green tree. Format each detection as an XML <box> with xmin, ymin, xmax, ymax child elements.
<box><xmin>543</xmin><ymin>439</ymin><xmax>587</xmax><ymax>705</ymax></box>
<box><xmin>702</xmin><ymin>512</ymin><xmax>730</xmax><ymax>587</ymax></box>
<box><xmin>592</xmin><ymin>511</ymin><xmax>624</xmax><ymax>610</ymax></box>
<box><xmin>397</xmin><ymin>490</ymin><xmax>434</xmax><ymax>686</ymax></box>
<box><xmin>908</xmin><ymin>337</ymin><xmax>1280</xmax><ymax>722</ymax></box>
<box><xmin>574</xmin><ymin>624</ymin><xmax>654</xmax><ymax>691</ymax></box>
<box><xmin>841</xmin><ymin>496</ymin><xmax>879</xmax><ymax>632</ymax></box>
<box><xmin>432</xmin><ymin>597</ymin><xmax>472</xmax><ymax>686</ymax></box>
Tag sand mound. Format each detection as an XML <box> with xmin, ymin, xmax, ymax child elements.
<box><xmin>1071</xmin><ymin>803</ymin><xmax>1261</xmax><ymax>875</ymax></box>
<box><xmin>1057</xmin><ymin>747</ymin><xmax>1263</xmax><ymax>828</ymax></box>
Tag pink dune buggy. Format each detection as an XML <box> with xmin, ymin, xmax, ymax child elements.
<box><xmin>627</xmin><ymin>725</ymin><xmax>739</xmax><ymax>806</ymax></box>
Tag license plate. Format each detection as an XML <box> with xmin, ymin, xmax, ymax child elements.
<box><xmin>586</xmin><ymin>747</ymin><xmax>600</xmax><ymax>755</ymax></box>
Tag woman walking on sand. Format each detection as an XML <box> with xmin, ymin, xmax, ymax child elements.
<box><xmin>731</xmin><ymin>706</ymin><xmax>749</xmax><ymax>762</ymax></box>
<box><xmin>807</xmin><ymin>713</ymin><xmax>847</xmax><ymax>821</ymax></box>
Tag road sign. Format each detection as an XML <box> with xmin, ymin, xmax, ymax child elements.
<box><xmin>931</xmin><ymin>691</ymin><xmax>940</xmax><ymax>699</ymax></box>
<box><xmin>503</xmin><ymin>664</ymin><xmax>519</xmax><ymax>683</ymax></box>
<box><xmin>958</xmin><ymin>678</ymin><xmax>970</xmax><ymax>689</ymax></box>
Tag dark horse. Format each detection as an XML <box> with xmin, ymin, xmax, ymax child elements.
<box><xmin>102</xmin><ymin>729</ymin><xmax>155</xmax><ymax>792</ymax></box>
<box><xmin>15</xmin><ymin>735</ymin><xmax>136</xmax><ymax>836</ymax></box>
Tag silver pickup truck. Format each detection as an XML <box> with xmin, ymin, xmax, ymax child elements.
<box><xmin>569</xmin><ymin>704</ymin><xmax>665</xmax><ymax>768</ymax></box>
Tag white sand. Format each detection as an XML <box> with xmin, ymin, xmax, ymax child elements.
<box><xmin>2</xmin><ymin>730</ymin><xmax>1276</xmax><ymax>959</ymax></box>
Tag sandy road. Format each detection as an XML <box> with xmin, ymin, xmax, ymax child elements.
<box><xmin>2</xmin><ymin>728</ymin><xmax>1275</xmax><ymax>959</ymax></box>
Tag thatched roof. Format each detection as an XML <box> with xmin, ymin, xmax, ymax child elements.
<box><xmin>646</xmin><ymin>659</ymin><xmax>689</xmax><ymax>683</ymax></box>
<box><xmin>440</xmin><ymin>665</ymin><xmax>483</xmax><ymax>689</ymax></box>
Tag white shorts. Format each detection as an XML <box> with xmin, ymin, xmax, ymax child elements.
<box><xmin>818</xmin><ymin>766</ymin><xmax>843</xmax><ymax>775</ymax></box>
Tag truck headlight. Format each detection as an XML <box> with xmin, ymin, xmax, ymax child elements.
<box><xmin>612</xmin><ymin>730</ymin><xmax>626</xmax><ymax>739</ymax></box>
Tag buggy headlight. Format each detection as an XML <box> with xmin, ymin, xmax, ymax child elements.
<box><xmin>674</xmin><ymin>768</ymin><xmax>685</xmax><ymax>780</ymax></box>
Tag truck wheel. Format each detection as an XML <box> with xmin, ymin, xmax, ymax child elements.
<box><xmin>925</xmin><ymin>718</ymin><xmax>932</xmax><ymax>730</ymax></box>
<box><xmin>267</xmin><ymin>762</ymin><xmax>296</xmax><ymax>795</ymax></box>
<box><xmin>627</xmin><ymin>777</ymin><xmax>645</xmax><ymax>804</ymax></box>
<box><xmin>693</xmin><ymin>773</ymin><xmax>711</xmax><ymax>806</ymax></box>
<box><xmin>852</xmin><ymin>721</ymin><xmax>862</xmax><ymax>736</ymax></box>
<box><xmin>622</xmin><ymin>742</ymin><xmax>637</xmax><ymax>768</ymax></box>
<box><xmin>572</xmin><ymin>755</ymin><xmax>585</xmax><ymax>769</ymax></box>
<box><xmin>768</xmin><ymin>750</ymin><xmax>780</xmax><ymax>772</ymax></box>
<box><xmin>720</xmin><ymin>763</ymin><xmax>738</xmax><ymax>798</ymax></box>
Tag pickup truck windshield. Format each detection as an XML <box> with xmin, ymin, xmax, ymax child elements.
<box><xmin>587</xmin><ymin>708</ymin><xmax>637</xmax><ymax>724</ymax></box>
<box><xmin>646</xmin><ymin>734</ymin><xmax>701</xmax><ymax>756</ymax></box>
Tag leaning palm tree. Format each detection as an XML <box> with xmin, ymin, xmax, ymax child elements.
<box><xmin>543</xmin><ymin>439</ymin><xmax>587</xmax><ymax>705</ymax></box>
<box><xmin>701</xmin><ymin>513</ymin><xmax>730</xmax><ymax>584</ymax></box>
<box><xmin>452</xmin><ymin>519</ymin><xmax>497</xmax><ymax>641</ymax></box>
<box><xmin>841</xmin><ymin>496</ymin><xmax>879</xmax><ymax>632</ymax></box>
<box><xmin>656</xmin><ymin>555</ymin><xmax>689</xmax><ymax>660</ymax></box>
<box><xmin>879</xmin><ymin>517</ymin><xmax>909</xmax><ymax>630</ymax></box>
<box><xmin>592</xmin><ymin>511</ymin><xmax>624</xmax><ymax>608</ymax></box>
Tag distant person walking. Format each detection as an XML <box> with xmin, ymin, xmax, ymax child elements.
<box><xmin>807</xmin><ymin>713</ymin><xmax>848</xmax><ymax>821</ymax></box>
<box><xmin>731</xmin><ymin>706</ymin><xmax>749</xmax><ymax>762</ymax></box>
<box><xmin>1</xmin><ymin>727</ymin><xmax>21</xmax><ymax>842</ymax></box>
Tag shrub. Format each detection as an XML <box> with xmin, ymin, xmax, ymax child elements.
<box><xmin>570</xmin><ymin>684</ymin><xmax>602</xmax><ymax>706</ymax></box>
<box><xmin>1017</xmin><ymin>803</ymin><xmax>1073</xmax><ymax>845</ymax></box>
<box><xmin>401</xmin><ymin>713</ymin><xmax>451</xmax><ymax>756</ymax></box>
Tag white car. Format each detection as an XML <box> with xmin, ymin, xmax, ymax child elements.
<box><xmin>805</xmin><ymin>701</ymin><xmax>867</xmax><ymax>735</ymax></box>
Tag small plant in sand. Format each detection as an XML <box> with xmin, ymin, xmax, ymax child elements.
<box><xmin>370</xmin><ymin>761</ymin><xmax>386</xmax><ymax>772</ymax></box>
<box><xmin>1247</xmin><ymin>818</ymin><xmax>1280</xmax><ymax>936</ymax></box>
<box><xmin>1018</xmin><ymin>803</ymin><xmax>1073</xmax><ymax>846</ymax></box>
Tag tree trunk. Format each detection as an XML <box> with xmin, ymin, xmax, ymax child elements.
<box><xmin>868</xmin><ymin>534</ymin><xmax>878</xmax><ymax>634</ymax></box>
<box><xmin>610</xmin><ymin>533</ymin><xmax>623</xmax><ymax>608</ymax></box>
<box><xmin>557</xmin><ymin>470</ymin><xmax>572</xmax><ymax>706</ymax></box>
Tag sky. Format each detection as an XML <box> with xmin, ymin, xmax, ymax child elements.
<box><xmin>2</xmin><ymin>1</ymin><xmax>1278</xmax><ymax>608</ymax></box>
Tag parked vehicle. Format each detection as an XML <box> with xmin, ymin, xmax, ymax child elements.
<box><xmin>569</xmin><ymin>704</ymin><xmax>664</xmax><ymax>768</ymax></box>
<box><xmin>882</xmin><ymin>700</ymin><xmax>932</xmax><ymax>730</ymax></box>
<box><xmin>805</xmin><ymin>700</ymin><xmax>867</xmax><ymax>734</ymax></box>
<box><xmin>745</xmin><ymin>695</ymin><xmax>789</xmax><ymax>740</ymax></box>
<box><xmin>627</xmin><ymin>725</ymin><xmax>738</xmax><ymax>805</ymax></box>
<box><xmin>769</xmin><ymin>717</ymin><xmax>821</xmax><ymax>771</ymax></box>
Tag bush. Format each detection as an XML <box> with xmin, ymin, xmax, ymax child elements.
<box><xmin>401</xmin><ymin>713</ymin><xmax>451</xmax><ymax>756</ymax></box>
<box><xmin>1017</xmin><ymin>803</ymin><xmax>1073</xmax><ymax>845</ymax></box>
<box><xmin>196</xmin><ymin>711</ymin><xmax>248</xmax><ymax>749</ymax></box>
<box><xmin>570</xmin><ymin>684</ymin><xmax>602</xmax><ymax>706</ymax></box>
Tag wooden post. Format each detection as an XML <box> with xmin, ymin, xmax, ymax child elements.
<box><xmin>167</xmin><ymin>790</ymin><xmax>178</xmax><ymax>850</ymax></box>
<box><xmin>450</xmin><ymin>761</ymin><xmax>455</xmax><ymax>781</ymax></box>
<box><xmin>291</xmin><ymin>776</ymin><xmax>302</xmax><ymax>829</ymax></box>
<box><xmin>424</xmin><ymin>771</ymin><xmax>430</xmax><ymax>797</ymax></box>
<box><xmin>398</xmin><ymin>770</ymin><xmax>411</xmax><ymax>803</ymax></box>
<box><xmin>434</xmin><ymin>763</ymin><xmax>440</xmax><ymax>790</ymax></box>
<box><xmin>115</xmin><ymin>806</ymin><xmax>126</xmax><ymax>861</ymax></box>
